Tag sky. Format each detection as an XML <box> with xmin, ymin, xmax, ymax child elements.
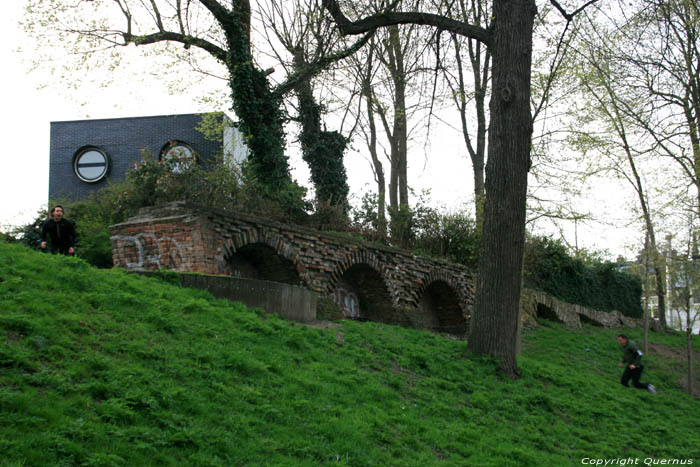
<box><xmin>0</xmin><ymin>2</ymin><xmax>642</xmax><ymax>259</ymax></box>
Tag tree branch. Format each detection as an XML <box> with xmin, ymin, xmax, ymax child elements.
<box><xmin>122</xmin><ymin>31</ymin><xmax>228</xmax><ymax>62</ymax></box>
<box><xmin>197</xmin><ymin>0</ymin><xmax>231</xmax><ymax>26</ymax></box>
<box><xmin>321</xmin><ymin>0</ymin><xmax>491</xmax><ymax>46</ymax></box>
<box><xmin>549</xmin><ymin>0</ymin><xmax>600</xmax><ymax>22</ymax></box>
<box><xmin>273</xmin><ymin>31</ymin><xmax>375</xmax><ymax>98</ymax></box>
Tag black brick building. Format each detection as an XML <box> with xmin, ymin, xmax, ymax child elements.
<box><xmin>49</xmin><ymin>113</ymin><xmax>237</xmax><ymax>202</ymax></box>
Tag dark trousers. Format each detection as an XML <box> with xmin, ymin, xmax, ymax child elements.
<box><xmin>621</xmin><ymin>365</ymin><xmax>650</xmax><ymax>390</ymax></box>
<box><xmin>50</xmin><ymin>245</ymin><xmax>74</xmax><ymax>255</ymax></box>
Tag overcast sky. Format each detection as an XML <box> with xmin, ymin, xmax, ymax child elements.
<box><xmin>1</xmin><ymin>2</ymin><xmax>642</xmax><ymax>259</ymax></box>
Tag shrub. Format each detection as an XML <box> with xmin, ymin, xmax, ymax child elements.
<box><xmin>14</xmin><ymin>149</ymin><xmax>310</xmax><ymax>268</ymax></box>
<box><xmin>523</xmin><ymin>236</ymin><xmax>642</xmax><ymax>317</ymax></box>
<box><xmin>412</xmin><ymin>206</ymin><xmax>479</xmax><ymax>269</ymax></box>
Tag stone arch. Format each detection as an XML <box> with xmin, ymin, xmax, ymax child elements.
<box><xmin>329</xmin><ymin>250</ymin><xmax>396</xmax><ymax>323</ymax></box>
<box><xmin>418</xmin><ymin>272</ymin><xmax>469</xmax><ymax>335</ymax></box>
<box><xmin>218</xmin><ymin>227</ymin><xmax>304</xmax><ymax>286</ymax></box>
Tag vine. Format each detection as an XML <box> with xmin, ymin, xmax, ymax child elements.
<box><xmin>225</xmin><ymin>7</ymin><xmax>291</xmax><ymax>193</ymax></box>
<box><xmin>296</xmin><ymin>77</ymin><xmax>350</xmax><ymax>211</ymax></box>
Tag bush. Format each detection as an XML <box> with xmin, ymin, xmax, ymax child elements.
<box><xmin>412</xmin><ymin>206</ymin><xmax>479</xmax><ymax>269</ymax></box>
<box><xmin>348</xmin><ymin>190</ymin><xmax>479</xmax><ymax>266</ymax></box>
<box><xmin>523</xmin><ymin>236</ymin><xmax>642</xmax><ymax>317</ymax></box>
<box><xmin>9</xmin><ymin>149</ymin><xmax>311</xmax><ymax>268</ymax></box>
<box><xmin>349</xmin><ymin>191</ymin><xmax>388</xmax><ymax>243</ymax></box>
<box><xmin>7</xmin><ymin>210</ymin><xmax>46</xmax><ymax>249</ymax></box>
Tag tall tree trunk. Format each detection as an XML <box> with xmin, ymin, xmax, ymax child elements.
<box><xmin>451</xmin><ymin>29</ymin><xmax>489</xmax><ymax>232</ymax></box>
<box><xmin>293</xmin><ymin>51</ymin><xmax>350</xmax><ymax>210</ymax></box>
<box><xmin>225</xmin><ymin>2</ymin><xmax>290</xmax><ymax>191</ymax></box>
<box><xmin>687</xmin><ymin>325</ymin><xmax>694</xmax><ymax>395</ymax></box>
<box><xmin>467</xmin><ymin>0</ymin><xmax>536</xmax><ymax>379</ymax></box>
<box><xmin>644</xmin><ymin>230</ymin><xmax>650</xmax><ymax>354</ymax></box>
<box><xmin>362</xmin><ymin>67</ymin><xmax>388</xmax><ymax>239</ymax></box>
<box><xmin>389</xmin><ymin>25</ymin><xmax>410</xmax><ymax>246</ymax></box>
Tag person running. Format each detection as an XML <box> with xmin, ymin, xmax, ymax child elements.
<box><xmin>617</xmin><ymin>334</ymin><xmax>656</xmax><ymax>394</ymax></box>
<box><xmin>40</xmin><ymin>205</ymin><xmax>78</xmax><ymax>255</ymax></box>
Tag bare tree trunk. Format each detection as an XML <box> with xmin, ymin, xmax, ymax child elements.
<box><xmin>644</xmin><ymin>230</ymin><xmax>650</xmax><ymax>354</ymax></box>
<box><xmin>687</xmin><ymin>326</ymin><xmax>694</xmax><ymax>395</ymax></box>
<box><xmin>361</xmin><ymin>55</ymin><xmax>388</xmax><ymax>239</ymax></box>
<box><xmin>467</xmin><ymin>0</ymin><xmax>536</xmax><ymax>379</ymax></box>
<box><xmin>449</xmin><ymin>19</ymin><xmax>490</xmax><ymax>231</ymax></box>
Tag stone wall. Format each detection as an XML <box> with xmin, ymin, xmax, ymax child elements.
<box><xmin>520</xmin><ymin>288</ymin><xmax>649</xmax><ymax>330</ymax></box>
<box><xmin>111</xmin><ymin>202</ymin><xmax>646</xmax><ymax>334</ymax></box>
<box><xmin>111</xmin><ymin>202</ymin><xmax>475</xmax><ymax>334</ymax></box>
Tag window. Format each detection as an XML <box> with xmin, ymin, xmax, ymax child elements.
<box><xmin>160</xmin><ymin>141</ymin><xmax>197</xmax><ymax>173</ymax></box>
<box><xmin>73</xmin><ymin>147</ymin><xmax>110</xmax><ymax>183</ymax></box>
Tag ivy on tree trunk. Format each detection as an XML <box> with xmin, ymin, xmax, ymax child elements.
<box><xmin>294</xmin><ymin>53</ymin><xmax>350</xmax><ymax>210</ymax></box>
<box><xmin>225</xmin><ymin>4</ymin><xmax>291</xmax><ymax>192</ymax></box>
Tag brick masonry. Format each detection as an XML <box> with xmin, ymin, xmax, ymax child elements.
<box><xmin>110</xmin><ymin>202</ymin><xmax>476</xmax><ymax>334</ymax></box>
<box><xmin>49</xmin><ymin>113</ymin><xmax>222</xmax><ymax>202</ymax></box>
<box><xmin>110</xmin><ymin>202</ymin><xmax>645</xmax><ymax>334</ymax></box>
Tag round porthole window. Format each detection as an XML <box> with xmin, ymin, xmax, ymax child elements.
<box><xmin>73</xmin><ymin>147</ymin><xmax>110</xmax><ymax>183</ymax></box>
<box><xmin>160</xmin><ymin>141</ymin><xmax>197</xmax><ymax>173</ymax></box>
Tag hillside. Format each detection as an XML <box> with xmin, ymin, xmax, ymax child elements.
<box><xmin>1</xmin><ymin>242</ymin><xmax>699</xmax><ymax>466</ymax></box>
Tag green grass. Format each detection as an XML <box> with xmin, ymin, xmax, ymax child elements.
<box><xmin>1</xmin><ymin>242</ymin><xmax>698</xmax><ymax>466</ymax></box>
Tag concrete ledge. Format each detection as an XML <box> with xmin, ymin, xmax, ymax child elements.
<box><xmin>137</xmin><ymin>271</ymin><xmax>318</xmax><ymax>323</ymax></box>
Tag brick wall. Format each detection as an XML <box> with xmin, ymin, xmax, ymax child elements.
<box><xmin>110</xmin><ymin>202</ymin><xmax>476</xmax><ymax>334</ymax></box>
<box><xmin>49</xmin><ymin>113</ymin><xmax>222</xmax><ymax>202</ymax></box>
<box><xmin>110</xmin><ymin>202</ymin><xmax>646</xmax><ymax>334</ymax></box>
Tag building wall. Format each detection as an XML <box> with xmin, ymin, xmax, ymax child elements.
<box><xmin>49</xmin><ymin>113</ymin><xmax>223</xmax><ymax>202</ymax></box>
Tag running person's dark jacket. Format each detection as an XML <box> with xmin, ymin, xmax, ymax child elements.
<box><xmin>41</xmin><ymin>218</ymin><xmax>78</xmax><ymax>254</ymax></box>
<box><xmin>621</xmin><ymin>339</ymin><xmax>643</xmax><ymax>367</ymax></box>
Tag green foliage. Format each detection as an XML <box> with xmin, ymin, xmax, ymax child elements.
<box><xmin>0</xmin><ymin>242</ymin><xmax>698</xmax><ymax>465</ymax></box>
<box><xmin>411</xmin><ymin>202</ymin><xmax>480</xmax><ymax>269</ymax></box>
<box><xmin>347</xmin><ymin>190</ymin><xmax>480</xmax><ymax>266</ymax></box>
<box><xmin>297</xmin><ymin>90</ymin><xmax>350</xmax><ymax>211</ymax></box>
<box><xmin>226</xmin><ymin>12</ymin><xmax>291</xmax><ymax>193</ymax></box>
<box><xmin>351</xmin><ymin>190</ymin><xmax>480</xmax><ymax>266</ymax></box>
<box><xmin>9</xmin><ymin>145</ymin><xmax>309</xmax><ymax>268</ymax></box>
<box><xmin>524</xmin><ymin>236</ymin><xmax>643</xmax><ymax>317</ymax></box>
<box><xmin>9</xmin><ymin>209</ymin><xmax>47</xmax><ymax>250</ymax></box>
<box><xmin>350</xmin><ymin>191</ymin><xmax>388</xmax><ymax>243</ymax></box>
<box><xmin>388</xmin><ymin>203</ymin><xmax>414</xmax><ymax>249</ymax></box>
<box><xmin>307</xmin><ymin>200</ymin><xmax>350</xmax><ymax>232</ymax></box>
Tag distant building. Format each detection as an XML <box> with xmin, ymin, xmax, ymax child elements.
<box><xmin>48</xmin><ymin>113</ymin><xmax>248</xmax><ymax>202</ymax></box>
<box><xmin>619</xmin><ymin>247</ymin><xmax>700</xmax><ymax>333</ymax></box>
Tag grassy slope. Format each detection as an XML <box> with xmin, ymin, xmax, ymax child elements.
<box><xmin>1</xmin><ymin>242</ymin><xmax>698</xmax><ymax>467</ymax></box>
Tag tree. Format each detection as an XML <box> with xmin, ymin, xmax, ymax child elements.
<box><xmin>568</xmin><ymin>0</ymin><xmax>700</xmax><ymax>326</ymax></box>
<box><xmin>322</xmin><ymin>0</ymin><xmax>600</xmax><ymax>378</ymax></box>
<box><xmin>259</xmin><ymin>0</ymin><xmax>353</xmax><ymax>211</ymax></box>
<box><xmin>665</xmin><ymin>215</ymin><xmax>700</xmax><ymax>395</ymax></box>
<box><xmin>436</xmin><ymin>0</ymin><xmax>492</xmax><ymax>230</ymax></box>
<box><xmin>345</xmin><ymin>1</ymin><xmax>439</xmax><ymax>247</ymax></box>
<box><xmin>24</xmin><ymin>0</ymin><xmax>368</xmax><ymax>197</ymax></box>
<box><xmin>354</xmin><ymin>36</ymin><xmax>390</xmax><ymax>239</ymax></box>
<box><xmin>624</xmin><ymin>0</ymin><xmax>700</xmax><ymax>216</ymax></box>
<box><xmin>337</xmin><ymin>1</ymin><xmax>441</xmax><ymax>247</ymax></box>
<box><xmin>569</xmin><ymin>20</ymin><xmax>670</xmax><ymax>326</ymax></box>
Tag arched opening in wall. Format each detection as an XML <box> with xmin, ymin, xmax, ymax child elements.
<box><xmin>332</xmin><ymin>264</ymin><xmax>394</xmax><ymax>323</ymax></box>
<box><xmin>420</xmin><ymin>281</ymin><xmax>467</xmax><ymax>335</ymax></box>
<box><xmin>224</xmin><ymin>243</ymin><xmax>300</xmax><ymax>285</ymax></box>
<box><xmin>579</xmin><ymin>313</ymin><xmax>604</xmax><ymax>327</ymax></box>
<box><xmin>536</xmin><ymin>303</ymin><xmax>564</xmax><ymax>324</ymax></box>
